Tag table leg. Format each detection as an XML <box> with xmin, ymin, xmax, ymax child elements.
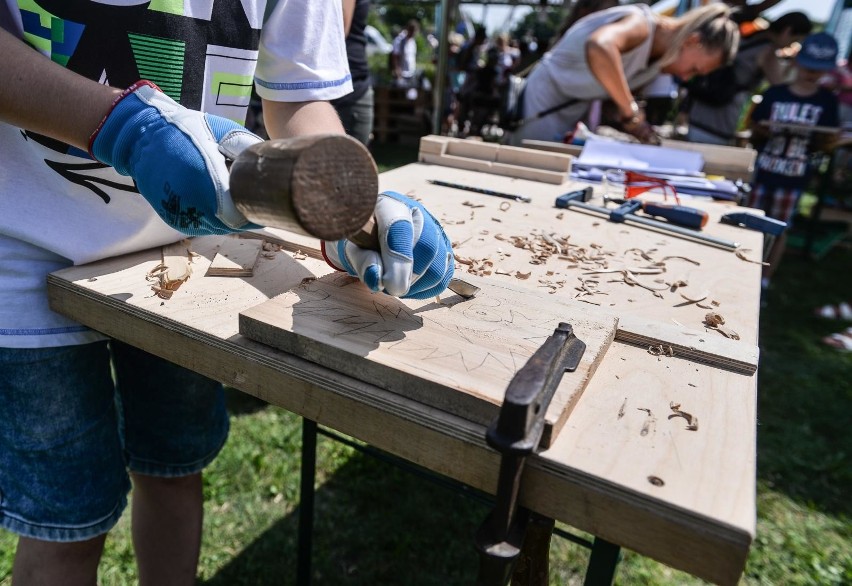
<box><xmin>583</xmin><ymin>537</ymin><xmax>621</xmax><ymax>586</ymax></box>
<box><xmin>510</xmin><ymin>510</ymin><xmax>555</xmax><ymax>586</ymax></box>
<box><xmin>297</xmin><ymin>418</ymin><xmax>318</xmax><ymax>586</ymax></box>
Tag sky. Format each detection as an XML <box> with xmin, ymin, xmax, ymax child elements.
<box><xmin>460</xmin><ymin>0</ymin><xmax>838</xmax><ymax>34</ymax></box>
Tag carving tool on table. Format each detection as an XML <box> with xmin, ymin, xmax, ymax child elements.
<box><xmin>228</xmin><ymin>134</ymin><xmax>478</xmax><ymax>298</ymax></box>
<box><xmin>555</xmin><ymin>187</ymin><xmax>739</xmax><ymax>251</ymax></box>
<box><xmin>427</xmin><ymin>180</ymin><xmax>532</xmax><ymax>203</ymax></box>
<box><xmin>475</xmin><ymin>322</ymin><xmax>587</xmax><ymax>585</ymax></box>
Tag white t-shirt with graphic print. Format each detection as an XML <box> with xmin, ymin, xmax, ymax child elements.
<box><xmin>0</xmin><ymin>0</ymin><xmax>352</xmax><ymax>348</ymax></box>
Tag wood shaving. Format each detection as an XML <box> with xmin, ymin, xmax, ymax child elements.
<box><xmin>624</xmin><ymin>248</ymin><xmax>655</xmax><ymax>261</ymax></box>
<box><xmin>711</xmin><ymin>325</ymin><xmax>740</xmax><ymax>340</ymax></box>
<box><xmin>576</xmin><ymin>298</ymin><xmax>601</xmax><ymax>305</ymax></box>
<box><xmin>574</xmin><ymin>277</ymin><xmax>607</xmax><ymax>299</ymax></box>
<box><xmin>292</xmin><ymin>250</ymin><xmax>307</xmax><ymax>261</ymax></box>
<box><xmin>669</xmin><ymin>279</ymin><xmax>688</xmax><ymax>292</ymax></box>
<box><xmin>146</xmin><ymin>242</ymin><xmax>194</xmax><ymax>300</ymax></box>
<box><xmin>146</xmin><ymin>262</ymin><xmax>192</xmax><ymax>300</ymax></box>
<box><xmin>681</xmin><ymin>290</ymin><xmax>709</xmax><ymax>303</ymax></box>
<box><xmin>538</xmin><ymin>279</ymin><xmax>566</xmax><ymax>294</ymax></box>
<box><xmin>584</xmin><ymin>267</ymin><xmax>663</xmax><ymax>275</ymax></box>
<box><xmin>668</xmin><ymin>402</ymin><xmax>699</xmax><ymax>431</ymax></box>
<box><xmin>462</xmin><ymin>201</ymin><xmax>485</xmax><ymax>208</ymax></box>
<box><xmin>499</xmin><ymin>202</ymin><xmax>511</xmax><ymax>212</ymax></box>
<box><xmin>661</xmin><ymin>255</ymin><xmax>700</xmax><ymax>265</ymax></box>
<box><xmin>623</xmin><ymin>271</ymin><xmax>666</xmax><ymax>297</ymax></box>
<box><xmin>703</xmin><ymin>312</ymin><xmax>741</xmax><ymax>340</ymax></box>
<box><xmin>648</xmin><ymin>344</ymin><xmax>674</xmax><ymax>357</ymax></box>
<box><xmin>703</xmin><ymin>312</ymin><xmax>725</xmax><ymax>327</ymax></box>
<box><xmin>735</xmin><ymin>249</ymin><xmax>769</xmax><ymax>265</ymax></box>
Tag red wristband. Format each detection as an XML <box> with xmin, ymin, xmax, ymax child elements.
<box><xmin>320</xmin><ymin>241</ymin><xmax>345</xmax><ymax>272</ymax></box>
<box><xmin>87</xmin><ymin>80</ymin><xmax>161</xmax><ymax>159</ymax></box>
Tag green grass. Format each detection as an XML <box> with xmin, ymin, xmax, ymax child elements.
<box><xmin>1</xmin><ymin>144</ymin><xmax>850</xmax><ymax>584</ymax></box>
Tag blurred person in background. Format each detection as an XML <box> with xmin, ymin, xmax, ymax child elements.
<box><xmin>390</xmin><ymin>19</ymin><xmax>420</xmax><ymax>89</ymax></box>
<box><xmin>683</xmin><ymin>11</ymin><xmax>812</xmax><ymax>146</ymax></box>
<box><xmin>746</xmin><ymin>32</ymin><xmax>840</xmax><ymax>288</ymax></box>
<box><xmin>333</xmin><ymin>0</ymin><xmax>374</xmax><ymax>146</ymax></box>
<box><xmin>511</xmin><ymin>3</ymin><xmax>739</xmax><ymax>145</ymax></box>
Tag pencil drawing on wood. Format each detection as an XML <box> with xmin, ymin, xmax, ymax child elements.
<box><xmin>240</xmin><ymin>272</ymin><xmax>616</xmax><ymax>441</ymax></box>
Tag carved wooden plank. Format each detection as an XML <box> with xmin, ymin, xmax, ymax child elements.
<box><xmin>239</xmin><ymin>272</ymin><xmax>617</xmax><ymax>447</ymax></box>
<box><xmin>206</xmin><ymin>237</ymin><xmax>263</xmax><ymax>277</ymax></box>
<box><xmin>418</xmin><ymin>135</ymin><xmax>573</xmax><ymax>184</ymax></box>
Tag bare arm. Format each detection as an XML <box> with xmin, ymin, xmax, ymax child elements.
<box><xmin>759</xmin><ymin>45</ymin><xmax>793</xmax><ymax>86</ymax></box>
<box><xmin>342</xmin><ymin>0</ymin><xmax>356</xmax><ymax>37</ymax></box>
<box><xmin>261</xmin><ymin>99</ymin><xmax>345</xmax><ymax>139</ymax></box>
<box><xmin>585</xmin><ymin>13</ymin><xmax>650</xmax><ymax>120</ymax></box>
<box><xmin>0</xmin><ymin>28</ymin><xmax>121</xmax><ymax>149</ymax></box>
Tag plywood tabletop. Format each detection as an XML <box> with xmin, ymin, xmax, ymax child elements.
<box><xmin>379</xmin><ymin>162</ymin><xmax>765</xmax><ymax>348</ymax></box>
<box><xmin>47</xmin><ymin>229</ymin><xmax>756</xmax><ymax>585</ymax></box>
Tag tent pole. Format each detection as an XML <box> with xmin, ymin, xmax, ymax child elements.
<box><xmin>433</xmin><ymin>0</ymin><xmax>455</xmax><ymax>135</ymax></box>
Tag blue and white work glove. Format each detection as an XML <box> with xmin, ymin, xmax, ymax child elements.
<box><xmin>89</xmin><ymin>80</ymin><xmax>262</xmax><ymax>235</ymax></box>
<box><xmin>321</xmin><ymin>191</ymin><xmax>455</xmax><ymax>300</ymax></box>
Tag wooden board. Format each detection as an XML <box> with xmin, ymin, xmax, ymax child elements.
<box><xmin>206</xmin><ymin>236</ymin><xmax>263</xmax><ymax>277</ymax></box>
<box><xmin>660</xmin><ymin>138</ymin><xmax>756</xmax><ymax>181</ymax></box>
<box><xmin>521</xmin><ymin>138</ymin><xmax>756</xmax><ymax>182</ymax></box>
<box><xmin>378</xmin><ymin>163</ymin><xmax>764</xmax><ymax>354</ymax></box>
<box><xmin>419</xmin><ymin>135</ymin><xmax>573</xmax><ymax>184</ymax></box>
<box><xmin>240</xmin><ymin>272</ymin><xmax>617</xmax><ymax>447</ymax></box>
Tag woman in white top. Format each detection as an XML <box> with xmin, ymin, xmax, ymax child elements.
<box><xmin>513</xmin><ymin>3</ymin><xmax>739</xmax><ymax>145</ymax></box>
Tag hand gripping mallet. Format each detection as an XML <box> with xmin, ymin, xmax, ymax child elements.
<box><xmin>228</xmin><ymin>134</ymin><xmax>478</xmax><ymax>298</ymax></box>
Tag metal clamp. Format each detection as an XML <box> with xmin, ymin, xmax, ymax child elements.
<box><xmin>475</xmin><ymin>323</ymin><xmax>587</xmax><ymax>586</ymax></box>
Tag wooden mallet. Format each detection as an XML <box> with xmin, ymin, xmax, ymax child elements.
<box><xmin>229</xmin><ymin>133</ymin><xmax>379</xmax><ymax>246</ymax></box>
<box><xmin>229</xmin><ymin>133</ymin><xmax>478</xmax><ymax>299</ymax></box>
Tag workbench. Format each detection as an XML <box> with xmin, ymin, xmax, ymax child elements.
<box><xmin>46</xmin><ymin>140</ymin><xmax>766</xmax><ymax>585</ymax></box>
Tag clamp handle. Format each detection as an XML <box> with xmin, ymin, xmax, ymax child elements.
<box><xmin>609</xmin><ymin>200</ymin><xmax>642</xmax><ymax>223</ymax></box>
<box><xmin>476</xmin><ymin>323</ymin><xmax>587</xmax><ymax>586</ymax></box>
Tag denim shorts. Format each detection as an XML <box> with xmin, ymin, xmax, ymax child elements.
<box><xmin>0</xmin><ymin>340</ymin><xmax>228</xmax><ymax>542</ymax></box>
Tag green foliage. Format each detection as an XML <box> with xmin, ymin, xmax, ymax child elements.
<box><xmin>510</xmin><ymin>6</ymin><xmax>567</xmax><ymax>49</ymax></box>
<box><xmin>374</xmin><ymin>6</ymin><xmax>433</xmax><ymax>33</ymax></box>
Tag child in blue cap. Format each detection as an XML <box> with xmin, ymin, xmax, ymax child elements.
<box><xmin>747</xmin><ymin>32</ymin><xmax>841</xmax><ymax>288</ymax></box>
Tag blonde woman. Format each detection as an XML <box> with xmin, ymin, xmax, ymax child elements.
<box><xmin>512</xmin><ymin>3</ymin><xmax>739</xmax><ymax>145</ymax></box>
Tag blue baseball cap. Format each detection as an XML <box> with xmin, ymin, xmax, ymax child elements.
<box><xmin>796</xmin><ymin>32</ymin><xmax>838</xmax><ymax>71</ymax></box>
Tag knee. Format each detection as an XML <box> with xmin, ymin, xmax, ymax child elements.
<box><xmin>15</xmin><ymin>534</ymin><xmax>107</xmax><ymax>585</ymax></box>
<box><xmin>130</xmin><ymin>472</ymin><xmax>201</xmax><ymax>493</ymax></box>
